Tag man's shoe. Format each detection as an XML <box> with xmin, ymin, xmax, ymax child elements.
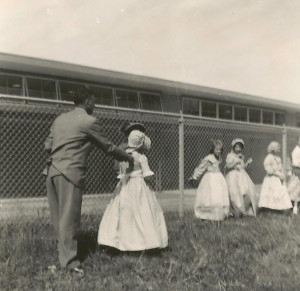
<box><xmin>47</xmin><ymin>265</ymin><xmax>57</xmax><ymax>274</ymax></box>
<box><xmin>70</xmin><ymin>267</ymin><xmax>85</xmax><ymax>278</ymax></box>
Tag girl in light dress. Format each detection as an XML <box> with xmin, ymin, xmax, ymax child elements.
<box><xmin>98</xmin><ymin>130</ymin><xmax>168</xmax><ymax>251</ymax></box>
<box><xmin>225</xmin><ymin>138</ymin><xmax>257</xmax><ymax>217</ymax></box>
<box><xmin>190</xmin><ymin>140</ymin><xmax>230</xmax><ymax>221</ymax></box>
<box><xmin>258</xmin><ymin>141</ymin><xmax>292</xmax><ymax>211</ymax></box>
<box><xmin>287</xmin><ymin>136</ymin><xmax>300</xmax><ymax>214</ymax></box>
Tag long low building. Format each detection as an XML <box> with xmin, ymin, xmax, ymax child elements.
<box><xmin>1</xmin><ymin>53</ymin><xmax>300</xmax><ymax>126</ymax></box>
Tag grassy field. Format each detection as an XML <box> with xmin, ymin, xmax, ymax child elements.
<box><xmin>1</xmin><ymin>210</ymin><xmax>300</xmax><ymax>290</ymax></box>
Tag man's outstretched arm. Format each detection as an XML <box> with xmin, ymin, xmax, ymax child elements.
<box><xmin>88</xmin><ymin>119</ymin><xmax>134</xmax><ymax>165</ymax></box>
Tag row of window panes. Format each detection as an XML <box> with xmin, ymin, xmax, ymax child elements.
<box><xmin>0</xmin><ymin>73</ymin><xmax>162</xmax><ymax>111</ymax></box>
<box><xmin>182</xmin><ymin>98</ymin><xmax>285</xmax><ymax>126</ymax></box>
<box><xmin>0</xmin><ymin>74</ymin><xmax>23</xmax><ymax>95</ymax></box>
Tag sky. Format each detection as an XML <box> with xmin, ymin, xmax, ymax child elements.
<box><xmin>0</xmin><ymin>0</ymin><xmax>299</xmax><ymax>104</ymax></box>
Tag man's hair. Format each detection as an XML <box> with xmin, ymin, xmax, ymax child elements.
<box><xmin>74</xmin><ymin>85</ymin><xmax>93</xmax><ymax>105</ymax></box>
<box><xmin>119</xmin><ymin>121</ymin><xmax>131</xmax><ymax>135</ymax></box>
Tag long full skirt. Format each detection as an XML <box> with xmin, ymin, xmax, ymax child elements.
<box><xmin>98</xmin><ymin>177</ymin><xmax>168</xmax><ymax>251</ymax></box>
<box><xmin>287</xmin><ymin>174</ymin><xmax>300</xmax><ymax>202</ymax></box>
<box><xmin>226</xmin><ymin>169</ymin><xmax>257</xmax><ymax>217</ymax></box>
<box><xmin>258</xmin><ymin>176</ymin><xmax>292</xmax><ymax>210</ymax></box>
<box><xmin>194</xmin><ymin>172</ymin><xmax>230</xmax><ymax>221</ymax></box>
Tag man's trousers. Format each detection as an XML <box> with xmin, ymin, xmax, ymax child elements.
<box><xmin>46</xmin><ymin>170</ymin><xmax>83</xmax><ymax>268</ymax></box>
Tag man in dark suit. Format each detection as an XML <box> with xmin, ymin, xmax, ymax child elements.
<box><xmin>44</xmin><ymin>86</ymin><xmax>133</xmax><ymax>277</ymax></box>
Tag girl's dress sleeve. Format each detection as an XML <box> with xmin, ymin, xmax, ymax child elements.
<box><xmin>139</xmin><ymin>155</ymin><xmax>154</xmax><ymax>177</ymax></box>
<box><xmin>192</xmin><ymin>157</ymin><xmax>209</xmax><ymax>180</ymax></box>
<box><xmin>263</xmin><ymin>155</ymin><xmax>274</xmax><ymax>175</ymax></box>
<box><xmin>225</xmin><ymin>153</ymin><xmax>240</xmax><ymax>169</ymax></box>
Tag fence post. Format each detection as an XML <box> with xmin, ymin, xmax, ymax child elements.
<box><xmin>282</xmin><ymin>124</ymin><xmax>287</xmax><ymax>182</ymax></box>
<box><xmin>179</xmin><ymin>111</ymin><xmax>184</xmax><ymax>218</ymax></box>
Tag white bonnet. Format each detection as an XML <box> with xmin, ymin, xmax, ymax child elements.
<box><xmin>128</xmin><ymin>130</ymin><xmax>145</xmax><ymax>150</ymax></box>
<box><xmin>127</xmin><ymin>130</ymin><xmax>151</xmax><ymax>153</ymax></box>
<box><xmin>143</xmin><ymin>136</ymin><xmax>151</xmax><ymax>151</ymax></box>
<box><xmin>232</xmin><ymin>138</ymin><xmax>244</xmax><ymax>148</ymax></box>
<box><xmin>267</xmin><ymin>141</ymin><xmax>280</xmax><ymax>153</ymax></box>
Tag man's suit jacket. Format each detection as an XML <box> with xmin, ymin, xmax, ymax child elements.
<box><xmin>44</xmin><ymin>107</ymin><xmax>133</xmax><ymax>189</ymax></box>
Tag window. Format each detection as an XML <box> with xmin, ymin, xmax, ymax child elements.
<box><xmin>263</xmin><ymin>110</ymin><xmax>274</xmax><ymax>125</ymax></box>
<box><xmin>202</xmin><ymin>102</ymin><xmax>216</xmax><ymax>118</ymax></box>
<box><xmin>234</xmin><ymin>106</ymin><xmax>247</xmax><ymax>122</ymax></box>
<box><xmin>140</xmin><ymin>93</ymin><xmax>162</xmax><ymax>111</ymax></box>
<box><xmin>27</xmin><ymin>77</ymin><xmax>56</xmax><ymax>99</ymax></box>
<box><xmin>90</xmin><ymin>86</ymin><xmax>114</xmax><ymax>106</ymax></box>
<box><xmin>0</xmin><ymin>74</ymin><xmax>23</xmax><ymax>96</ymax></box>
<box><xmin>296</xmin><ymin>114</ymin><xmax>300</xmax><ymax>127</ymax></box>
<box><xmin>275</xmin><ymin>112</ymin><xmax>285</xmax><ymax>126</ymax></box>
<box><xmin>59</xmin><ymin>82</ymin><xmax>83</xmax><ymax>102</ymax></box>
<box><xmin>182</xmin><ymin>98</ymin><xmax>199</xmax><ymax>116</ymax></box>
<box><xmin>115</xmin><ymin>89</ymin><xmax>139</xmax><ymax>109</ymax></box>
<box><xmin>249</xmin><ymin>108</ymin><xmax>261</xmax><ymax>123</ymax></box>
<box><xmin>219</xmin><ymin>104</ymin><xmax>233</xmax><ymax>120</ymax></box>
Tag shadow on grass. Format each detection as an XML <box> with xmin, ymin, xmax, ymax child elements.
<box><xmin>98</xmin><ymin>244</ymin><xmax>171</xmax><ymax>258</ymax></box>
<box><xmin>77</xmin><ymin>230</ymin><xmax>99</xmax><ymax>262</ymax></box>
<box><xmin>78</xmin><ymin>229</ymin><xmax>170</xmax><ymax>263</ymax></box>
<box><xmin>258</xmin><ymin>208</ymin><xmax>292</xmax><ymax>216</ymax></box>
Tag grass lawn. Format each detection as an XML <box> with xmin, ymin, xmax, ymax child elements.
<box><xmin>1</xmin><ymin>211</ymin><xmax>300</xmax><ymax>290</ymax></box>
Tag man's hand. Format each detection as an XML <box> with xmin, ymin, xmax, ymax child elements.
<box><xmin>126</xmin><ymin>157</ymin><xmax>134</xmax><ymax>174</ymax></box>
<box><xmin>188</xmin><ymin>177</ymin><xmax>198</xmax><ymax>188</ymax></box>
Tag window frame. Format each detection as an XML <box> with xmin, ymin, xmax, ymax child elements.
<box><xmin>139</xmin><ymin>90</ymin><xmax>163</xmax><ymax>112</ymax></box>
<box><xmin>88</xmin><ymin>84</ymin><xmax>115</xmax><ymax>107</ymax></box>
<box><xmin>218</xmin><ymin>102</ymin><xmax>233</xmax><ymax>120</ymax></box>
<box><xmin>233</xmin><ymin>105</ymin><xmax>249</xmax><ymax>122</ymax></box>
<box><xmin>201</xmin><ymin>100</ymin><xmax>217</xmax><ymax>119</ymax></box>
<box><xmin>182</xmin><ymin>96</ymin><xmax>200</xmax><ymax>116</ymax></box>
<box><xmin>296</xmin><ymin>113</ymin><xmax>300</xmax><ymax>128</ymax></box>
<box><xmin>114</xmin><ymin>87</ymin><xmax>141</xmax><ymax>109</ymax></box>
<box><xmin>0</xmin><ymin>72</ymin><xmax>25</xmax><ymax>96</ymax></box>
<box><xmin>274</xmin><ymin>111</ymin><xmax>285</xmax><ymax>126</ymax></box>
<box><xmin>248</xmin><ymin>107</ymin><xmax>262</xmax><ymax>124</ymax></box>
<box><xmin>58</xmin><ymin>80</ymin><xmax>83</xmax><ymax>102</ymax></box>
<box><xmin>262</xmin><ymin>109</ymin><xmax>274</xmax><ymax>125</ymax></box>
<box><xmin>25</xmin><ymin>75</ymin><xmax>58</xmax><ymax>100</ymax></box>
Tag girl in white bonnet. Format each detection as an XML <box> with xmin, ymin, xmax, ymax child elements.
<box><xmin>258</xmin><ymin>141</ymin><xmax>292</xmax><ymax>211</ymax></box>
<box><xmin>98</xmin><ymin>130</ymin><xmax>168</xmax><ymax>251</ymax></box>
<box><xmin>225</xmin><ymin>138</ymin><xmax>257</xmax><ymax>217</ymax></box>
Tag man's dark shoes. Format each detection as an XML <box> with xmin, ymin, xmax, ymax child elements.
<box><xmin>70</xmin><ymin>266</ymin><xmax>85</xmax><ymax>278</ymax></box>
<box><xmin>47</xmin><ymin>265</ymin><xmax>57</xmax><ymax>274</ymax></box>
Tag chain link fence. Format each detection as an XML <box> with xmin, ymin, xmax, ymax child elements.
<box><xmin>1</xmin><ymin>97</ymin><xmax>300</xmax><ymax>220</ymax></box>
<box><xmin>184</xmin><ymin>117</ymin><xmax>284</xmax><ymax>185</ymax></box>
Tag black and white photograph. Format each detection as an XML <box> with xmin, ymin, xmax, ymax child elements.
<box><xmin>1</xmin><ymin>0</ymin><xmax>300</xmax><ymax>290</ymax></box>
